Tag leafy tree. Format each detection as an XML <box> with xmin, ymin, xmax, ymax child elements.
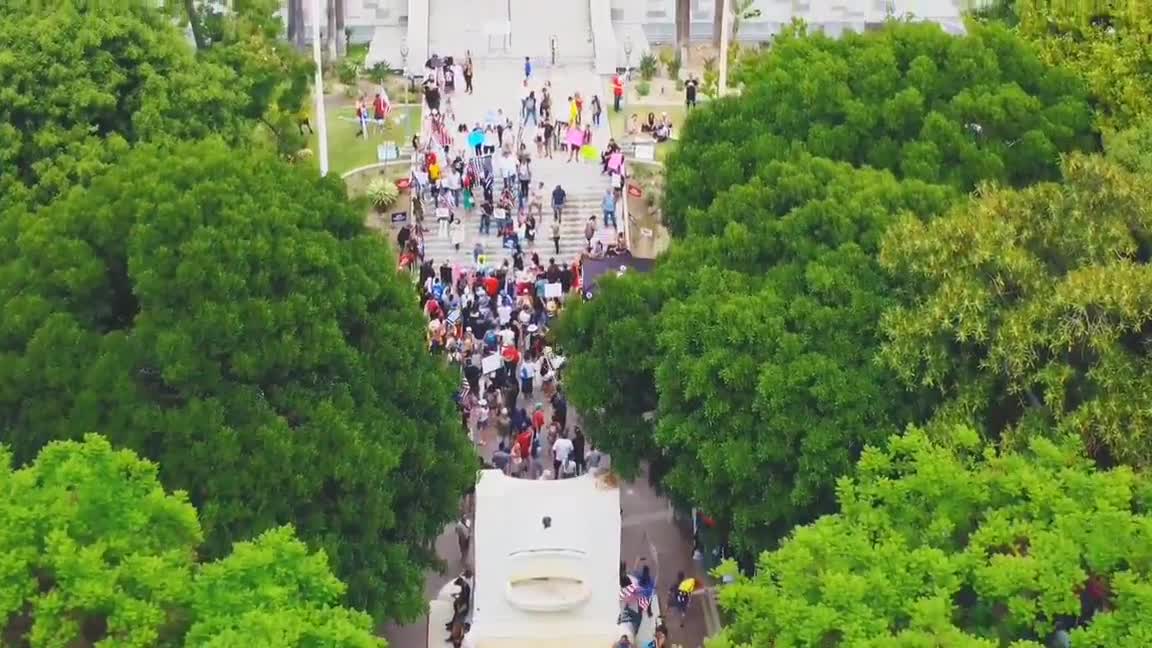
<box><xmin>174</xmin><ymin>0</ymin><xmax>315</xmax><ymax>156</ymax></box>
<box><xmin>552</xmin><ymin>272</ymin><xmax>665</xmax><ymax>478</ymax></box>
<box><xmin>0</xmin><ymin>0</ymin><xmax>252</xmax><ymax>210</ymax></box>
<box><xmin>1105</xmin><ymin>118</ymin><xmax>1152</xmax><ymax>174</ymax></box>
<box><xmin>1013</xmin><ymin>3</ymin><xmax>1152</xmax><ymax>130</ymax></box>
<box><xmin>0</xmin><ymin>139</ymin><xmax>474</xmax><ymax>621</ymax></box>
<box><xmin>664</xmin><ymin>20</ymin><xmax>1096</xmax><ymax>236</ymax></box>
<box><xmin>710</xmin><ymin>427</ymin><xmax>1152</xmax><ymax>647</ymax></box>
<box><xmin>880</xmin><ymin>154</ymin><xmax>1152</xmax><ymax>467</ymax></box>
<box><xmin>0</xmin><ymin>434</ymin><xmax>382</xmax><ymax>647</ymax></box>
<box><xmin>558</xmin><ymin>156</ymin><xmax>956</xmax><ymax>550</ymax></box>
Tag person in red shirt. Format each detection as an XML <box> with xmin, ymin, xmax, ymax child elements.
<box><xmin>425</xmin><ymin>298</ymin><xmax>442</xmax><ymax>318</ymax></box>
<box><xmin>516</xmin><ymin>428</ymin><xmax>532</xmax><ymax>462</ymax></box>
<box><xmin>612</xmin><ymin>74</ymin><xmax>624</xmax><ymax>112</ymax></box>
<box><xmin>532</xmin><ymin>404</ymin><xmax>546</xmax><ymax>433</ymax></box>
<box><xmin>483</xmin><ymin>275</ymin><xmax>499</xmax><ymax>297</ymax></box>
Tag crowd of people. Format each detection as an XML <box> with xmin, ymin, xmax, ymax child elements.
<box><xmin>393</xmin><ymin>50</ymin><xmax>632</xmax><ymax>276</ymax></box>
<box><xmin>402</xmin><ymin>51</ymin><xmax>694</xmax><ymax>648</ymax></box>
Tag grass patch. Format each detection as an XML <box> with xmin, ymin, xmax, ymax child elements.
<box><xmin>347</xmin><ymin>43</ymin><xmax>369</xmax><ymax>65</ymax></box>
<box><xmin>308</xmin><ymin>102</ymin><xmax>422</xmax><ymax>176</ymax></box>
<box><xmin>607</xmin><ymin>104</ymin><xmax>687</xmax><ymax>163</ymax></box>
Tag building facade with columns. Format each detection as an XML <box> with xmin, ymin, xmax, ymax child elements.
<box><xmin>307</xmin><ymin>0</ymin><xmax>975</xmax><ymax>35</ymax></box>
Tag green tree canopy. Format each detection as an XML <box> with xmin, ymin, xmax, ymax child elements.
<box><xmin>0</xmin><ymin>139</ymin><xmax>474</xmax><ymax>620</ymax></box>
<box><xmin>1012</xmin><ymin>3</ymin><xmax>1152</xmax><ymax>130</ymax></box>
<box><xmin>663</xmin><ymin>20</ymin><xmax>1096</xmax><ymax>235</ymax></box>
<box><xmin>175</xmin><ymin>0</ymin><xmax>315</xmax><ymax>156</ymax></box>
<box><xmin>558</xmin><ymin>156</ymin><xmax>956</xmax><ymax>549</ymax></box>
<box><xmin>0</xmin><ymin>434</ymin><xmax>382</xmax><ymax>647</ymax></box>
<box><xmin>0</xmin><ymin>0</ymin><xmax>253</xmax><ymax>210</ymax></box>
<box><xmin>710</xmin><ymin>427</ymin><xmax>1152</xmax><ymax>648</ymax></box>
<box><xmin>880</xmin><ymin>154</ymin><xmax>1152</xmax><ymax>466</ymax></box>
<box><xmin>1105</xmin><ymin>118</ymin><xmax>1152</xmax><ymax>174</ymax></box>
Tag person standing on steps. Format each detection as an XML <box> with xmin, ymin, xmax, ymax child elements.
<box><xmin>685</xmin><ymin>74</ymin><xmax>699</xmax><ymax>110</ymax></box>
<box><xmin>463</xmin><ymin>52</ymin><xmax>474</xmax><ymax>94</ymax></box>
<box><xmin>523</xmin><ymin>56</ymin><xmax>532</xmax><ymax>86</ymax></box>
<box><xmin>523</xmin><ymin>90</ymin><xmax>538</xmax><ymax>126</ymax></box>
<box><xmin>551</xmin><ymin>184</ymin><xmax>566</xmax><ymax>223</ymax></box>
<box><xmin>540</xmin><ymin>87</ymin><xmax>552</xmax><ymax>121</ymax></box>
<box><xmin>541</xmin><ymin>118</ymin><xmax>555</xmax><ymax>158</ymax></box>
<box><xmin>584</xmin><ymin>216</ymin><xmax>596</xmax><ymax>249</ymax></box>
<box><xmin>602</xmin><ymin>188</ymin><xmax>617</xmax><ymax>228</ymax></box>
<box><xmin>591</xmin><ymin>95</ymin><xmax>602</xmax><ymax>127</ymax></box>
<box><xmin>550</xmin><ymin>219</ymin><xmax>561</xmax><ymax>254</ymax></box>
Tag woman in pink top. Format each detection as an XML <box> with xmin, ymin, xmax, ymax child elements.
<box><xmin>565</xmin><ymin>125</ymin><xmax>584</xmax><ymax>162</ymax></box>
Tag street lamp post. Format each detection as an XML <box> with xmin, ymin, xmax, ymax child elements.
<box><xmin>623</xmin><ymin>36</ymin><xmax>633</xmax><ymax>78</ymax></box>
<box><xmin>400</xmin><ymin>43</ymin><xmax>412</xmax><ymax>94</ymax></box>
<box><xmin>718</xmin><ymin>0</ymin><xmax>730</xmax><ymax>97</ymax></box>
<box><xmin>718</xmin><ymin>2</ymin><xmax>759</xmax><ymax>98</ymax></box>
<box><xmin>311</xmin><ymin>0</ymin><xmax>330</xmax><ymax>177</ymax></box>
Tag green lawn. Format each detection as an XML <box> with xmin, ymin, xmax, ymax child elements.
<box><xmin>608</xmin><ymin>103</ymin><xmax>687</xmax><ymax>162</ymax></box>
<box><xmin>308</xmin><ymin>102</ymin><xmax>421</xmax><ymax>176</ymax></box>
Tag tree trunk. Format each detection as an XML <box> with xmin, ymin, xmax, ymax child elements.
<box><xmin>676</xmin><ymin>0</ymin><xmax>691</xmax><ymax>57</ymax></box>
<box><xmin>185</xmin><ymin>0</ymin><xmax>207</xmax><ymax>50</ymax></box>
<box><xmin>292</xmin><ymin>0</ymin><xmax>306</xmax><ymax>49</ymax></box>
<box><xmin>713</xmin><ymin>0</ymin><xmax>723</xmax><ymax>50</ymax></box>
<box><xmin>335</xmin><ymin>0</ymin><xmax>347</xmax><ymax>57</ymax></box>
<box><xmin>325</xmin><ymin>0</ymin><xmax>338</xmax><ymax>63</ymax></box>
<box><xmin>287</xmin><ymin>0</ymin><xmax>298</xmax><ymax>43</ymax></box>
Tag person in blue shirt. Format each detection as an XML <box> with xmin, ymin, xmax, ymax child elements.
<box><xmin>601</xmin><ymin>189</ymin><xmax>617</xmax><ymax>228</ymax></box>
<box><xmin>523</xmin><ymin>56</ymin><xmax>532</xmax><ymax>84</ymax></box>
<box><xmin>468</xmin><ymin>124</ymin><xmax>484</xmax><ymax>156</ymax></box>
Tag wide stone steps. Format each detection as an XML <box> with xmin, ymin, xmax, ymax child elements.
<box><xmin>419</xmin><ymin>193</ymin><xmax>621</xmax><ymax>269</ymax></box>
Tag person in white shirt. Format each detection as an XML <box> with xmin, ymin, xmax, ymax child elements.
<box><xmin>445</xmin><ymin>169</ymin><xmax>462</xmax><ymax>207</ymax></box>
<box><xmin>437</xmin><ymin>206</ymin><xmax>451</xmax><ymax>238</ymax></box>
<box><xmin>551</xmin><ymin>433</ymin><xmax>574</xmax><ymax>478</ymax></box>
<box><xmin>482</xmin><ymin>126</ymin><xmax>498</xmax><ymax>154</ymax></box>
<box><xmin>560</xmin><ymin>457</ymin><xmax>577</xmax><ymax>479</ymax></box>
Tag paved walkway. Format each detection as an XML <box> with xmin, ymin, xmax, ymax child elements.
<box><xmin>385</xmin><ymin>56</ymin><xmax>714</xmax><ymax>648</ymax></box>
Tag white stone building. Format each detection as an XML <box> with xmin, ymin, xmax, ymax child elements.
<box><xmin>304</xmin><ymin>0</ymin><xmax>980</xmax><ymax>73</ymax></box>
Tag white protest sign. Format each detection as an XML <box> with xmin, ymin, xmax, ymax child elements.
<box><xmin>481</xmin><ymin>353</ymin><xmax>502</xmax><ymax>375</ymax></box>
<box><xmin>545</xmin><ymin>283</ymin><xmax>563</xmax><ymax>299</ymax></box>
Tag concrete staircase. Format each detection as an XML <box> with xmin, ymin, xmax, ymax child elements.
<box><xmin>417</xmin><ymin>0</ymin><xmax>616</xmax><ymax>270</ymax></box>
<box><xmin>508</xmin><ymin>0</ymin><xmax>594</xmax><ymax>65</ymax></box>
<box><xmin>428</xmin><ymin>0</ymin><xmax>508</xmax><ymax>61</ymax></box>
<box><xmin>419</xmin><ymin>157</ymin><xmax>621</xmax><ymax>269</ymax></box>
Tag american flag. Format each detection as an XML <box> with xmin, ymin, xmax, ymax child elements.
<box><xmin>619</xmin><ymin>576</ymin><xmax>651</xmax><ymax>611</ymax></box>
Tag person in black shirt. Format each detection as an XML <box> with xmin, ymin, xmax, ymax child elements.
<box><xmin>443</xmin><ymin>63</ymin><xmax>456</xmax><ymax>93</ymax></box>
<box><xmin>479</xmin><ymin>200</ymin><xmax>493</xmax><ymax>235</ymax></box>
<box><xmin>424</xmin><ymin>78</ymin><xmax>440</xmax><ymax>111</ymax></box>
<box><xmin>464</xmin><ymin>358</ymin><xmax>482</xmax><ymax>396</ymax></box>
<box><xmin>542</xmin><ymin>119</ymin><xmax>555</xmax><ymax>158</ymax></box>
<box><xmin>551</xmin><ymin>185</ymin><xmax>566</xmax><ymax>222</ymax></box>
<box><xmin>559</xmin><ymin>264</ymin><xmax>572</xmax><ymax>293</ymax></box>
<box><xmin>685</xmin><ymin>75</ymin><xmax>699</xmax><ymax>109</ymax></box>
